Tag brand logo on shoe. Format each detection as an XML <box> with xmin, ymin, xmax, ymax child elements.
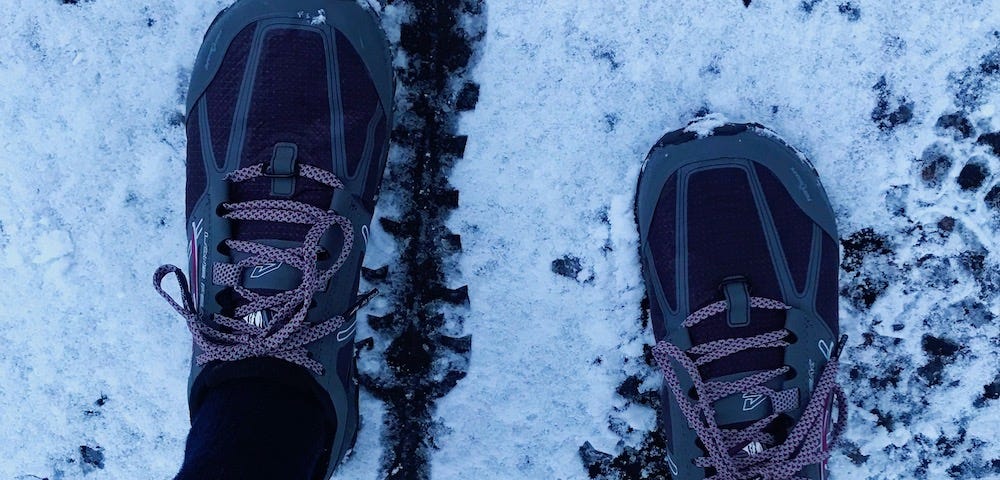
<box><xmin>194</xmin><ymin>219</ymin><xmax>209</xmax><ymax>308</ymax></box>
<box><xmin>741</xmin><ymin>441</ymin><xmax>765</xmax><ymax>456</ymax></box>
<box><xmin>665</xmin><ymin>452</ymin><xmax>679</xmax><ymax>476</ymax></box>
<box><xmin>362</xmin><ymin>225</ymin><xmax>370</xmax><ymax>246</ymax></box>
<box><xmin>244</xmin><ymin>310</ymin><xmax>269</xmax><ymax>328</ymax></box>
<box><xmin>742</xmin><ymin>393</ymin><xmax>767</xmax><ymax>411</ymax></box>
<box><xmin>790</xmin><ymin>167</ymin><xmax>812</xmax><ymax>202</ymax></box>
<box><xmin>337</xmin><ymin>318</ymin><xmax>358</xmax><ymax>342</ymax></box>
<box><xmin>250</xmin><ymin>263</ymin><xmax>283</xmax><ymax>279</ymax></box>
<box><xmin>189</xmin><ymin>219</ymin><xmax>204</xmax><ymax>302</ymax></box>
<box><xmin>818</xmin><ymin>339</ymin><xmax>834</xmax><ymax>360</ymax></box>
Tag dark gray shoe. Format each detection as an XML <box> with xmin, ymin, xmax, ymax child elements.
<box><xmin>155</xmin><ymin>0</ymin><xmax>393</xmax><ymax>475</ymax></box>
<box><xmin>636</xmin><ymin>121</ymin><xmax>846</xmax><ymax>479</ymax></box>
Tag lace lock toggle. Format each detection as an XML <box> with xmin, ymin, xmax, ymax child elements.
<box><xmin>265</xmin><ymin>143</ymin><xmax>299</xmax><ymax>196</ymax></box>
<box><xmin>719</xmin><ymin>276</ymin><xmax>751</xmax><ymax>327</ymax></box>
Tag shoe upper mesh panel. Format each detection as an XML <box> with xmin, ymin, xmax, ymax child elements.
<box><xmin>186</xmin><ymin>111</ymin><xmax>206</xmax><ymax>219</ymax></box>
<box><xmin>754</xmin><ymin>164</ymin><xmax>812</xmax><ymax>295</ymax></box>
<box><xmin>650</xmin><ymin>174</ymin><xmax>678</xmax><ymax>314</ymax></box>
<box><xmin>206</xmin><ymin>24</ymin><xmax>256</xmax><ymax>170</ymax></box>
<box><xmin>685</xmin><ymin>167</ymin><xmax>784</xmax><ymax>380</ymax></box>
<box><xmin>336</xmin><ymin>31</ymin><xmax>380</xmax><ymax>179</ymax></box>
<box><xmin>234</xmin><ymin>28</ymin><xmax>334</xmax><ymax>242</ymax></box>
<box><xmin>816</xmin><ymin>234</ymin><xmax>840</xmax><ymax>334</ymax></box>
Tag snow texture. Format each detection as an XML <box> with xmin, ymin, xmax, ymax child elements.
<box><xmin>0</xmin><ymin>0</ymin><xmax>997</xmax><ymax>479</ymax></box>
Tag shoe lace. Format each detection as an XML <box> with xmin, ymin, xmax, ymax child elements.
<box><xmin>652</xmin><ymin>297</ymin><xmax>847</xmax><ymax>480</ymax></box>
<box><xmin>154</xmin><ymin>162</ymin><xmax>375</xmax><ymax>375</ymax></box>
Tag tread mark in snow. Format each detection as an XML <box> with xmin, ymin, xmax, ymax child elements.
<box><xmin>358</xmin><ymin>1</ymin><xmax>485</xmax><ymax>478</ymax></box>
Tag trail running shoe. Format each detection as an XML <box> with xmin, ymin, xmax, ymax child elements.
<box><xmin>154</xmin><ymin>0</ymin><xmax>393</xmax><ymax>476</ymax></box>
<box><xmin>636</xmin><ymin>120</ymin><xmax>846</xmax><ymax>479</ymax></box>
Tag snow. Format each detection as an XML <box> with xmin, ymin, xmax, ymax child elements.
<box><xmin>0</xmin><ymin>0</ymin><xmax>996</xmax><ymax>479</ymax></box>
<box><xmin>684</xmin><ymin>113</ymin><xmax>731</xmax><ymax>137</ymax></box>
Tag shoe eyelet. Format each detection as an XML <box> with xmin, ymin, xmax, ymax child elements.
<box><xmin>215</xmin><ymin>203</ymin><xmax>227</xmax><ymax>217</ymax></box>
<box><xmin>687</xmin><ymin>387</ymin><xmax>699</xmax><ymax>400</ymax></box>
<box><xmin>785</xmin><ymin>331</ymin><xmax>799</xmax><ymax>344</ymax></box>
<box><xmin>217</xmin><ymin>241</ymin><xmax>231</xmax><ymax>255</ymax></box>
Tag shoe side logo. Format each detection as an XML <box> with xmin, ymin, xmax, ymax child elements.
<box><xmin>665</xmin><ymin>452</ymin><xmax>679</xmax><ymax>476</ymax></box>
<box><xmin>790</xmin><ymin>167</ymin><xmax>813</xmax><ymax>202</ymax></box>
<box><xmin>337</xmin><ymin>318</ymin><xmax>358</xmax><ymax>342</ymax></box>
<box><xmin>244</xmin><ymin>310</ymin><xmax>268</xmax><ymax>328</ymax></box>
<box><xmin>818</xmin><ymin>339</ymin><xmax>834</xmax><ymax>360</ymax></box>
<box><xmin>250</xmin><ymin>263</ymin><xmax>283</xmax><ymax>279</ymax></box>
<box><xmin>362</xmin><ymin>224</ymin><xmax>370</xmax><ymax>246</ymax></box>
<box><xmin>189</xmin><ymin>219</ymin><xmax>208</xmax><ymax>308</ymax></box>
<box><xmin>742</xmin><ymin>393</ymin><xmax>767</xmax><ymax>411</ymax></box>
<box><xmin>741</xmin><ymin>441</ymin><xmax>765</xmax><ymax>457</ymax></box>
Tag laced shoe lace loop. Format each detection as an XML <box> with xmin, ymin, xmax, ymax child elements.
<box><xmin>154</xmin><ymin>163</ymin><xmax>375</xmax><ymax>375</ymax></box>
<box><xmin>652</xmin><ymin>298</ymin><xmax>847</xmax><ymax>480</ymax></box>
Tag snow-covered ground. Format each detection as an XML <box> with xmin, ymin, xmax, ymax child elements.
<box><xmin>0</xmin><ymin>0</ymin><xmax>997</xmax><ymax>479</ymax></box>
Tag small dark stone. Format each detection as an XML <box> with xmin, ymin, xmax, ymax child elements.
<box><xmin>743</xmin><ymin>0</ymin><xmax>751</xmax><ymax>7</ymax></box>
<box><xmin>146</xmin><ymin>18</ymin><xmax>155</xmax><ymax>27</ymax></box>
<box><xmin>80</xmin><ymin>446</ymin><xmax>105</xmax><ymax>469</ymax></box>
<box><xmin>957</xmin><ymin>162</ymin><xmax>988</xmax><ymax>191</ymax></box>
<box><xmin>922</xmin><ymin>334</ymin><xmax>960</xmax><ymax>357</ymax></box>
<box><xmin>938</xmin><ymin>216</ymin><xmax>955</xmax><ymax>232</ymax></box>
<box><xmin>978</xmin><ymin>132</ymin><xmax>1000</xmax><ymax>158</ymax></box>
<box><xmin>985</xmin><ymin>185</ymin><xmax>1000</xmax><ymax>211</ymax></box>
<box><xmin>552</xmin><ymin>255</ymin><xmax>583</xmax><ymax>279</ymax></box>
<box><xmin>838</xmin><ymin>2</ymin><xmax>861</xmax><ymax>21</ymax></box>
<box><xmin>891</xmin><ymin>323</ymin><xmax>904</xmax><ymax>331</ymax></box>
<box><xmin>919</xmin><ymin>148</ymin><xmax>953</xmax><ymax>187</ymax></box>
<box><xmin>95</xmin><ymin>394</ymin><xmax>108</xmax><ymax>407</ymax></box>
<box><xmin>936</xmin><ymin>113</ymin><xmax>974</xmax><ymax>138</ymax></box>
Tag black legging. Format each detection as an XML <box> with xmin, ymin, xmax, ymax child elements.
<box><xmin>175</xmin><ymin>377</ymin><xmax>330</xmax><ymax>480</ymax></box>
